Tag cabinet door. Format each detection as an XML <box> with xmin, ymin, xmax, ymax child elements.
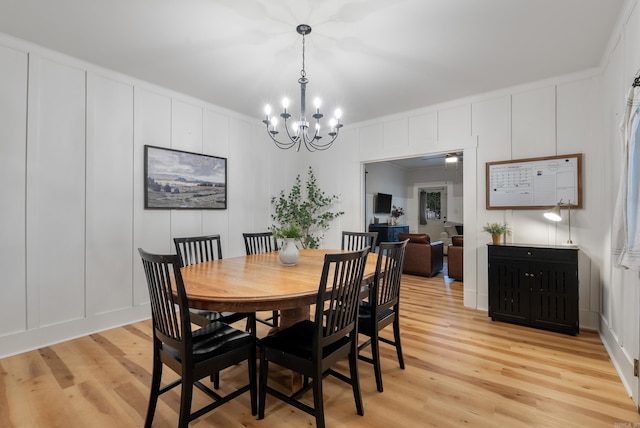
<box><xmin>390</xmin><ymin>227</ymin><xmax>399</xmax><ymax>242</ymax></box>
<box><xmin>390</xmin><ymin>226</ymin><xmax>407</xmax><ymax>242</ymax></box>
<box><xmin>529</xmin><ymin>261</ymin><xmax>579</xmax><ymax>334</ymax></box>
<box><xmin>488</xmin><ymin>257</ymin><xmax>529</xmax><ymax>324</ymax></box>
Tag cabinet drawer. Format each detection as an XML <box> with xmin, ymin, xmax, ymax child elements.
<box><xmin>489</xmin><ymin>245</ymin><xmax>577</xmax><ymax>264</ymax></box>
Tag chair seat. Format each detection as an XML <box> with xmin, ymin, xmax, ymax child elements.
<box><xmin>358</xmin><ymin>303</ymin><xmax>394</xmax><ymax>335</ymax></box>
<box><xmin>258</xmin><ymin>320</ymin><xmax>351</xmax><ymax>360</ymax></box>
<box><xmin>189</xmin><ymin>308</ymin><xmax>251</xmax><ymax>325</ymax></box>
<box><xmin>358</xmin><ymin>303</ymin><xmax>394</xmax><ymax>321</ymax></box>
<box><xmin>163</xmin><ymin>321</ymin><xmax>255</xmax><ymax>363</ymax></box>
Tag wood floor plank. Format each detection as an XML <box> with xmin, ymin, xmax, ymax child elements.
<box><xmin>1</xmin><ymin>272</ymin><xmax>640</xmax><ymax>427</ymax></box>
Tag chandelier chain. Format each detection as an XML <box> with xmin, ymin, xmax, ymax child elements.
<box><xmin>300</xmin><ymin>33</ymin><xmax>306</xmax><ymax>79</ymax></box>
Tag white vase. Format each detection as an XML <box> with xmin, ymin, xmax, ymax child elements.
<box><xmin>279</xmin><ymin>238</ymin><xmax>300</xmax><ymax>266</ymax></box>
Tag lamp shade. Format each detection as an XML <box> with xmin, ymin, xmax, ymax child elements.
<box><xmin>544</xmin><ymin>203</ymin><xmax>562</xmax><ymax>222</ymax></box>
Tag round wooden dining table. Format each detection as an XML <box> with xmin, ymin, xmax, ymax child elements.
<box><xmin>180</xmin><ymin>248</ymin><xmax>379</xmax><ymax>329</ymax></box>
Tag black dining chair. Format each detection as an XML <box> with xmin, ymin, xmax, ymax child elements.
<box><xmin>341</xmin><ymin>231</ymin><xmax>378</xmax><ymax>251</ymax></box>
<box><xmin>357</xmin><ymin>239</ymin><xmax>408</xmax><ymax>392</ymax></box>
<box><xmin>174</xmin><ymin>235</ymin><xmax>256</xmax><ymax>389</ymax></box>
<box><xmin>243</xmin><ymin>231</ymin><xmax>278</xmax><ymax>255</ymax></box>
<box><xmin>174</xmin><ymin>235</ymin><xmax>255</xmax><ymax>332</ymax></box>
<box><xmin>242</xmin><ymin>232</ymin><xmax>280</xmax><ymax>328</ymax></box>
<box><xmin>257</xmin><ymin>247</ymin><xmax>370</xmax><ymax>428</ymax></box>
<box><xmin>138</xmin><ymin>248</ymin><xmax>257</xmax><ymax>428</ymax></box>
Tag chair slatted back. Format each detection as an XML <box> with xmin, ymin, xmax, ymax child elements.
<box><xmin>314</xmin><ymin>247</ymin><xmax>370</xmax><ymax>350</ymax></box>
<box><xmin>341</xmin><ymin>231</ymin><xmax>378</xmax><ymax>250</ymax></box>
<box><xmin>373</xmin><ymin>239</ymin><xmax>408</xmax><ymax>313</ymax></box>
<box><xmin>174</xmin><ymin>235</ymin><xmax>223</xmax><ymax>267</ymax></box>
<box><xmin>243</xmin><ymin>232</ymin><xmax>277</xmax><ymax>255</ymax></box>
<box><xmin>138</xmin><ymin>249</ymin><xmax>190</xmax><ymax>352</ymax></box>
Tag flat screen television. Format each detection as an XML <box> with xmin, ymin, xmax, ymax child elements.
<box><xmin>375</xmin><ymin>193</ymin><xmax>392</xmax><ymax>213</ymax></box>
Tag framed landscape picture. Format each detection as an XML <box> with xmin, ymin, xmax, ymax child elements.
<box><xmin>144</xmin><ymin>145</ymin><xmax>227</xmax><ymax>209</ymax></box>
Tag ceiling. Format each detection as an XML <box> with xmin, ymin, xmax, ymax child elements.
<box><xmin>0</xmin><ymin>0</ymin><xmax>623</xmax><ymax>125</ymax></box>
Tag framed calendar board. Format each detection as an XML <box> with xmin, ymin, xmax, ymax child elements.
<box><xmin>486</xmin><ymin>153</ymin><xmax>582</xmax><ymax>210</ymax></box>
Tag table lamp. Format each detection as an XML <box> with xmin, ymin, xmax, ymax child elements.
<box><xmin>543</xmin><ymin>199</ymin><xmax>573</xmax><ymax>245</ymax></box>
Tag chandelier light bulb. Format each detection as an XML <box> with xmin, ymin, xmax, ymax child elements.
<box><xmin>329</xmin><ymin>118</ymin><xmax>337</xmax><ymax>128</ymax></box>
<box><xmin>334</xmin><ymin>108</ymin><xmax>342</xmax><ymax>120</ymax></box>
<box><xmin>264</xmin><ymin>104</ymin><xmax>272</xmax><ymax>116</ymax></box>
<box><xmin>270</xmin><ymin>117</ymin><xmax>278</xmax><ymax>127</ymax></box>
<box><xmin>281</xmin><ymin>97</ymin><xmax>290</xmax><ymax>109</ymax></box>
<box><xmin>314</xmin><ymin>97</ymin><xmax>321</xmax><ymax>109</ymax></box>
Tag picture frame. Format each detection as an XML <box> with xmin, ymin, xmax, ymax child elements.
<box><xmin>144</xmin><ymin>145</ymin><xmax>227</xmax><ymax>209</ymax></box>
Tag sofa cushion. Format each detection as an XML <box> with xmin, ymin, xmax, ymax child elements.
<box><xmin>451</xmin><ymin>235</ymin><xmax>463</xmax><ymax>246</ymax></box>
<box><xmin>397</xmin><ymin>233</ymin><xmax>430</xmax><ymax>245</ymax></box>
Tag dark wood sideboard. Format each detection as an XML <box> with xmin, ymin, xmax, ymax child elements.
<box><xmin>368</xmin><ymin>224</ymin><xmax>409</xmax><ymax>246</ymax></box>
<box><xmin>488</xmin><ymin>243</ymin><xmax>579</xmax><ymax>335</ymax></box>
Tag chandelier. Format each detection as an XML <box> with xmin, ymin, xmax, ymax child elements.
<box><xmin>262</xmin><ymin>24</ymin><xmax>343</xmax><ymax>152</ymax></box>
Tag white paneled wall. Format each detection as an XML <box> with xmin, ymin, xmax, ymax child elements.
<box><xmin>0</xmin><ymin>37</ymin><xmax>265</xmax><ymax>358</ymax></box>
<box><xmin>27</xmin><ymin>57</ymin><xmax>87</xmax><ymax>328</ymax></box>
<box><xmin>511</xmin><ymin>86</ymin><xmax>557</xmax><ymax>159</ymax></box>
<box><xmin>438</xmin><ymin>104</ymin><xmax>472</xmax><ymax>141</ymax></box>
<box><xmin>86</xmin><ymin>73</ymin><xmax>134</xmax><ymax>316</ymax></box>
<box><xmin>132</xmin><ymin>88</ymin><xmax>172</xmax><ymax>306</ymax></box>
<box><xmin>228</xmin><ymin>116</ymin><xmax>255</xmax><ymax>256</ymax></box>
<box><xmin>408</xmin><ymin>111</ymin><xmax>438</xmax><ymax>149</ymax></box>
<box><xmin>0</xmin><ymin>45</ymin><xmax>27</xmax><ymax>336</ymax></box>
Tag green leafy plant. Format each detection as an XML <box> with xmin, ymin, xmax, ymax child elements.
<box><xmin>272</xmin><ymin>223</ymin><xmax>303</xmax><ymax>240</ymax></box>
<box><xmin>270</xmin><ymin>167</ymin><xmax>344</xmax><ymax>249</ymax></box>
<box><xmin>482</xmin><ymin>222</ymin><xmax>511</xmax><ymax>236</ymax></box>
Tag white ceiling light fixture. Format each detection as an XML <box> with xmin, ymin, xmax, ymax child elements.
<box><xmin>445</xmin><ymin>154</ymin><xmax>459</xmax><ymax>163</ymax></box>
<box><xmin>262</xmin><ymin>24</ymin><xmax>343</xmax><ymax>152</ymax></box>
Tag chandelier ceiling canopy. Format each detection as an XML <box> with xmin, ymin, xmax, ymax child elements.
<box><xmin>262</xmin><ymin>24</ymin><xmax>343</xmax><ymax>152</ymax></box>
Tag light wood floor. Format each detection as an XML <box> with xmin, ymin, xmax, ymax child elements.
<box><xmin>2</xmin><ymin>272</ymin><xmax>640</xmax><ymax>427</ymax></box>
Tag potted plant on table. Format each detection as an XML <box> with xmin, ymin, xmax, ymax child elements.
<box><xmin>483</xmin><ymin>222</ymin><xmax>511</xmax><ymax>244</ymax></box>
<box><xmin>272</xmin><ymin>223</ymin><xmax>303</xmax><ymax>266</ymax></box>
